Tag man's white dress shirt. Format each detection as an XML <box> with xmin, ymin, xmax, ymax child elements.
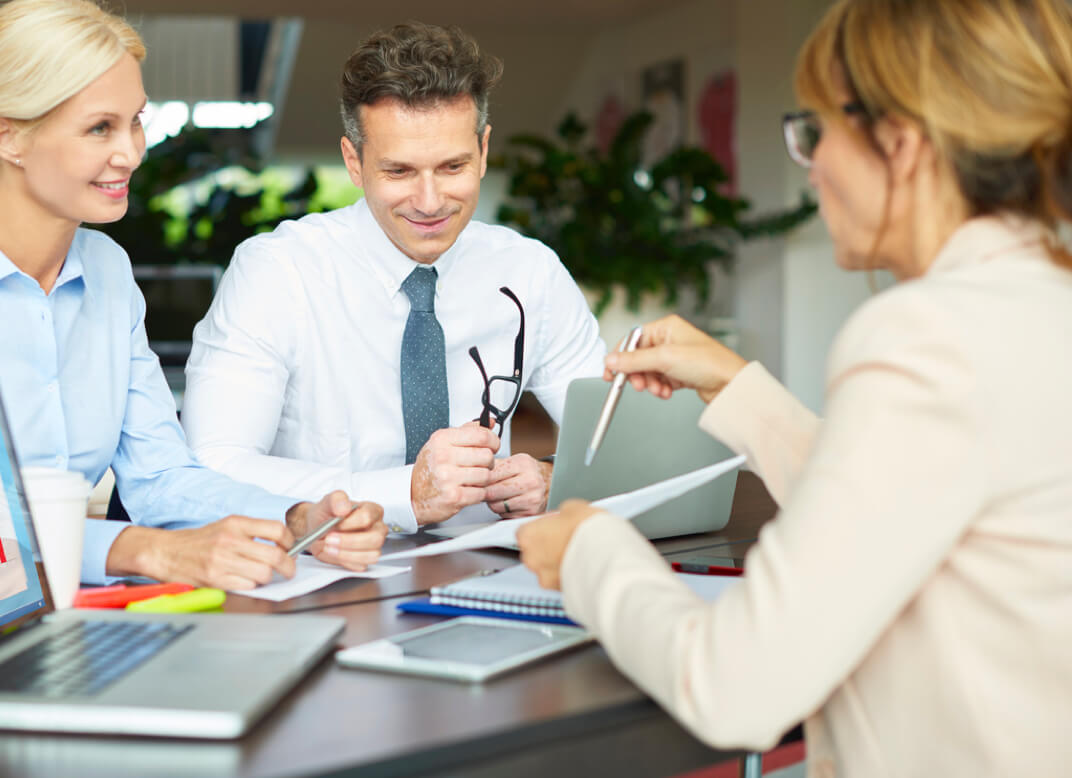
<box><xmin>182</xmin><ymin>199</ymin><xmax>605</xmax><ymax>533</ymax></box>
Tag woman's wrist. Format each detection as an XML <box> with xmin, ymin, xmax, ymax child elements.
<box><xmin>105</xmin><ymin>525</ymin><xmax>164</xmax><ymax>579</ymax></box>
<box><xmin>697</xmin><ymin>354</ymin><xmax>749</xmax><ymax>405</ymax></box>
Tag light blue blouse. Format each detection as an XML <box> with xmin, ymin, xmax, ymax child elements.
<box><xmin>0</xmin><ymin>228</ymin><xmax>296</xmax><ymax>584</ymax></box>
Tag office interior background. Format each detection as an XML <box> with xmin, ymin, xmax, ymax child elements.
<box><xmin>118</xmin><ymin>0</ymin><xmax>879</xmax><ymax>415</ymax></box>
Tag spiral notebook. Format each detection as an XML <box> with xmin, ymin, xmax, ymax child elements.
<box><xmin>430</xmin><ymin>565</ymin><xmax>566</xmax><ymax>618</ymax></box>
<box><xmin>422</xmin><ymin>563</ymin><xmax>739</xmax><ymax>623</ymax></box>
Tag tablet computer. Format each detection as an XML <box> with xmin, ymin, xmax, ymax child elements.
<box><xmin>335</xmin><ymin>616</ymin><xmax>591</xmax><ymax>682</ymax></box>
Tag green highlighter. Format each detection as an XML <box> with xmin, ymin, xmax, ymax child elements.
<box><xmin>125</xmin><ymin>587</ymin><xmax>226</xmax><ymax>613</ymax></box>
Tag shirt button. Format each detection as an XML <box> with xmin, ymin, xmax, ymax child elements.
<box><xmin>54</xmin><ymin>456</ymin><xmax>64</xmax><ymax>466</ymax></box>
<box><xmin>47</xmin><ymin>383</ymin><xmax>56</xmax><ymax>393</ymax></box>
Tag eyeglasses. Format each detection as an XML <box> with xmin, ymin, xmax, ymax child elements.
<box><xmin>782</xmin><ymin>101</ymin><xmax>870</xmax><ymax>168</ymax></box>
<box><xmin>469</xmin><ymin>286</ymin><xmax>524</xmax><ymax>437</ymax></box>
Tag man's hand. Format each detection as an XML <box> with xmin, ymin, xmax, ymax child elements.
<box><xmin>285</xmin><ymin>492</ymin><xmax>387</xmax><ymax>571</ymax></box>
<box><xmin>516</xmin><ymin>500</ymin><xmax>601</xmax><ymax>590</ymax></box>
<box><xmin>108</xmin><ymin>518</ymin><xmax>298</xmax><ymax>591</ymax></box>
<box><xmin>411</xmin><ymin>422</ymin><xmax>500</xmax><ymax>524</ymax></box>
<box><xmin>484</xmin><ymin>455</ymin><xmax>552</xmax><ymax>518</ymax></box>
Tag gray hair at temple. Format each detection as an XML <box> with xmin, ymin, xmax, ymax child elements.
<box><xmin>338</xmin><ymin>22</ymin><xmax>503</xmax><ymax>157</ymax></box>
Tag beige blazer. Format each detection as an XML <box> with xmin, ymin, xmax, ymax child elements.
<box><xmin>561</xmin><ymin>217</ymin><xmax>1072</xmax><ymax>778</ymax></box>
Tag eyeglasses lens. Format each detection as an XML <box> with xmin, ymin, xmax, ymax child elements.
<box><xmin>785</xmin><ymin>116</ymin><xmax>821</xmax><ymax>168</ymax></box>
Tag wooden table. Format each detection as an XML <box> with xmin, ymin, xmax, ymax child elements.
<box><xmin>0</xmin><ymin>474</ymin><xmax>780</xmax><ymax>778</ymax></box>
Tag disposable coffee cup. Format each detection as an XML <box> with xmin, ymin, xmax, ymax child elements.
<box><xmin>20</xmin><ymin>467</ymin><xmax>91</xmax><ymax>609</ymax></box>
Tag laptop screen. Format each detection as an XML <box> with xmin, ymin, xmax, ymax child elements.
<box><xmin>0</xmin><ymin>391</ymin><xmax>50</xmax><ymax>629</ymax></box>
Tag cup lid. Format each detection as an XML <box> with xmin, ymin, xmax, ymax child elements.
<box><xmin>20</xmin><ymin>467</ymin><xmax>91</xmax><ymax>500</ymax></box>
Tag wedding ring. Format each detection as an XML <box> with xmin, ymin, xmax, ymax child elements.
<box><xmin>503</xmin><ymin>499</ymin><xmax>511</xmax><ymax>513</ymax></box>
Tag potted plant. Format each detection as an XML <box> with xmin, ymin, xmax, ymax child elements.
<box><xmin>491</xmin><ymin>111</ymin><xmax>816</xmax><ymax>324</ymax></box>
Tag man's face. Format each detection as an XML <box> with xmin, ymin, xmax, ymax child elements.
<box><xmin>341</xmin><ymin>96</ymin><xmax>489</xmax><ymax>264</ymax></box>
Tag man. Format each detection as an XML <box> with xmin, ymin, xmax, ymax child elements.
<box><xmin>181</xmin><ymin>23</ymin><xmax>605</xmax><ymax>534</ymax></box>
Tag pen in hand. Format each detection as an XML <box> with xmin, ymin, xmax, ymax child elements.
<box><xmin>585</xmin><ymin>325</ymin><xmax>644</xmax><ymax>467</ymax></box>
<box><xmin>288</xmin><ymin>514</ymin><xmax>346</xmax><ymax>558</ymax></box>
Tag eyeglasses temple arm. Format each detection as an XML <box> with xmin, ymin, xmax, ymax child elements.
<box><xmin>499</xmin><ymin>286</ymin><xmax>525</xmax><ymax>379</ymax></box>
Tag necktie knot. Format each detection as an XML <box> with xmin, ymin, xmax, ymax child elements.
<box><xmin>401</xmin><ymin>266</ymin><xmax>437</xmax><ymax>312</ymax></box>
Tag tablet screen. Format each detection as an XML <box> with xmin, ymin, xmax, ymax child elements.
<box><xmin>395</xmin><ymin>622</ymin><xmax>560</xmax><ymax>666</ymax></box>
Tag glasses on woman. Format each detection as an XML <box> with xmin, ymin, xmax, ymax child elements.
<box><xmin>469</xmin><ymin>286</ymin><xmax>524</xmax><ymax>437</ymax></box>
<box><xmin>782</xmin><ymin>101</ymin><xmax>870</xmax><ymax>168</ymax></box>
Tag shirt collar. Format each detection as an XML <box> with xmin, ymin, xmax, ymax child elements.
<box><xmin>55</xmin><ymin>235</ymin><xmax>86</xmax><ymax>289</ymax></box>
<box><xmin>352</xmin><ymin>198</ymin><xmax>466</xmax><ymax>298</ymax></box>
<box><xmin>0</xmin><ymin>250</ymin><xmax>18</xmax><ymax>283</ymax></box>
<box><xmin>927</xmin><ymin>215</ymin><xmax>1051</xmax><ymax>276</ymax></box>
<box><xmin>0</xmin><ymin>233</ymin><xmax>86</xmax><ymax>290</ymax></box>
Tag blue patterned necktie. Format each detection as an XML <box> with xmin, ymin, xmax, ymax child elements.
<box><xmin>400</xmin><ymin>266</ymin><xmax>449</xmax><ymax>464</ymax></box>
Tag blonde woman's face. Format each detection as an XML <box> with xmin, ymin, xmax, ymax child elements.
<box><xmin>810</xmin><ymin>115</ymin><xmax>900</xmax><ymax>273</ymax></box>
<box><xmin>17</xmin><ymin>53</ymin><xmax>146</xmax><ymax>226</ymax></box>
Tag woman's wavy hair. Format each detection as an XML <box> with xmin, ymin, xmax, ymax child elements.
<box><xmin>795</xmin><ymin>0</ymin><xmax>1072</xmax><ymax>267</ymax></box>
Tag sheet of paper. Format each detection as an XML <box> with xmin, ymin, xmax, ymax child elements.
<box><xmin>378</xmin><ymin>517</ymin><xmax>533</xmax><ymax>562</ymax></box>
<box><xmin>593</xmin><ymin>454</ymin><xmax>746</xmax><ymax>519</ymax></box>
<box><xmin>378</xmin><ymin>454</ymin><xmax>747</xmax><ymax>563</ymax></box>
<box><xmin>235</xmin><ymin>556</ymin><xmax>409</xmax><ymax>602</ymax></box>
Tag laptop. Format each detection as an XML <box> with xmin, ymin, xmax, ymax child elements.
<box><xmin>0</xmin><ymin>388</ymin><xmax>343</xmax><ymax>739</ymax></box>
<box><xmin>428</xmin><ymin>377</ymin><xmax>738</xmax><ymax>542</ymax></box>
<box><xmin>545</xmin><ymin>377</ymin><xmax>738</xmax><ymax>538</ymax></box>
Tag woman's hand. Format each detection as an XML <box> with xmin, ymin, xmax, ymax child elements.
<box><xmin>107</xmin><ymin>493</ymin><xmax>388</xmax><ymax>590</ymax></box>
<box><xmin>516</xmin><ymin>500</ymin><xmax>602</xmax><ymax>590</ymax></box>
<box><xmin>286</xmin><ymin>493</ymin><xmax>388</xmax><ymax>571</ymax></box>
<box><xmin>605</xmin><ymin>315</ymin><xmax>748</xmax><ymax>404</ymax></box>
<box><xmin>108</xmin><ymin>518</ymin><xmax>299</xmax><ymax>591</ymax></box>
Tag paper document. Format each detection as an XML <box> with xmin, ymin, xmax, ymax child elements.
<box><xmin>236</xmin><ymin>555</ymin><xmax>409</xmax><ymax>602</ymax></box>
<box><xmin>378</xmin><ymin>454</ymin><xmax>747</xmax><ymax>563</ymax></box>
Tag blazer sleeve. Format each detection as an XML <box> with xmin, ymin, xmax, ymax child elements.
<box><xmin>560</xmin><ymin>288</ymin><xmax>986</xmax><ymax>750</ymax></box>
<box><xmin>698</xmin><ymin>361</ymin><xmax>820</xmax><ymax>505</ymax></box>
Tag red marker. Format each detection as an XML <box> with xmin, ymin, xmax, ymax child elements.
<box><xmin>73</xmin><ymin>582</ymin><xmax>194</xmax><ymax>609</ymax></box>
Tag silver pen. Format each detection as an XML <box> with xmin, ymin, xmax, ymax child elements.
<box><xmin>288</xmin><ymin>514</ymin><xmax>346</xmax><ymax>557</ymax></box>
<box><xmin>585</xmin><ymin>326</ymin><xmax>644</xmax><ymax>467</ymax></box>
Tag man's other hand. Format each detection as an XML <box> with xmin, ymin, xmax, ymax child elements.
<box><xmin>484</xmin><ymin>454</ymin><xmax>552</xmax><ymax>518</ymax></box>
<box><xmin>411</xmin><ymin>422</ymin><xmax>499</xmax><ymax>524</ymax></box>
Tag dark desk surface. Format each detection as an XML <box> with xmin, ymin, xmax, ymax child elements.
<box><xmin>1</xmin><ymin>473</ymin><xmax>778</xmax><ymax>778</ymax></box>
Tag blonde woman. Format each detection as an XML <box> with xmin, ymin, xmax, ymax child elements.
<box><xmin>0</xmin><ymin>0</ymin><xmax>387</xmax><ymax>589</ymax></box>
<box><xmin>519</xmin><ymin>0</ymin><xmax>1072</xmax><ymax>774</ymax></box>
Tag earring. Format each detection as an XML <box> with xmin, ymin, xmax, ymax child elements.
<box><xmin>14</xmin><ymin>158</ymin><xmax>20</xmax><ymax>167</ymax></box>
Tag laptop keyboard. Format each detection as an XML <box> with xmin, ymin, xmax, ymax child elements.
<box><xmin>0</xmin><ymin>620</ymin><xmax>193</xmax><ymax>698</ymax></box>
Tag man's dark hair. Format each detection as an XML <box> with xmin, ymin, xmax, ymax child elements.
<box><xmin>339</xmin><ymin>22</ymin><xmax>503</xmax><ymax>156</ymax></box>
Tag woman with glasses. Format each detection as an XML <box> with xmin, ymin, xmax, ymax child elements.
<box><xmin>0</xmin><ymin>0</ymin><xmax>387</xmax><ymax>589</ymax></box>
<box><xmin>518</xmin><ymin>0</ymin><xmax>1072</xmax><ymax>773</ymax></box>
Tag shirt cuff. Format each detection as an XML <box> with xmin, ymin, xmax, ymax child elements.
<box><xmin>352</xmin><ymin>465</ymin><xmax>418</xmax><ymax>534</ymax></box>
<box><xmin>81</xmin><ymin>518</ymin><xmax>135</xmax><ymax>586</ymax></box>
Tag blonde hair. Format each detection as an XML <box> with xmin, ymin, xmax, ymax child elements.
<box><xmin>795</xmin><ymin>0</ymin><xmax>1072</xmax><ymax>266</ymax></box>
<box><xmin>0</xmin><ymin>0</ymin><xmax>145</xmax><ymax>134</ymax></box>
